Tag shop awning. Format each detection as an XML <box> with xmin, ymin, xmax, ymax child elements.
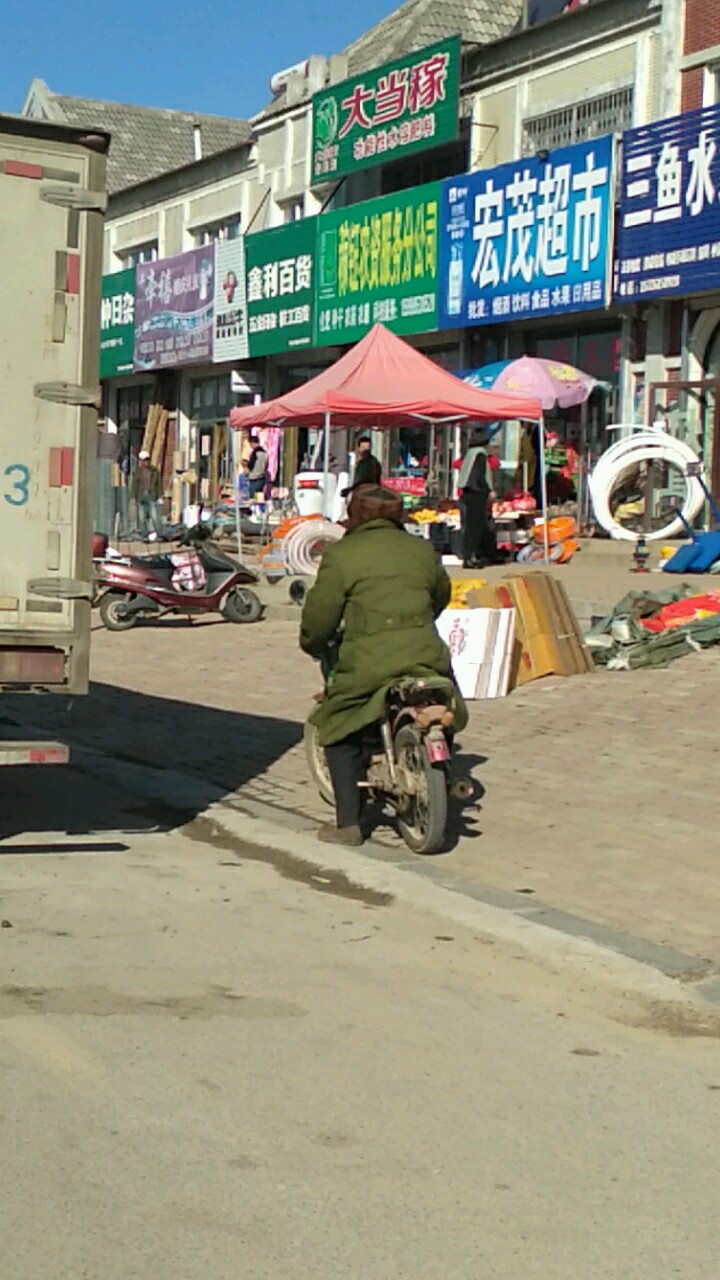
<box><xmin>228</xmin><ymin>324</ymin><xmax>542</xmax><ymax>429</ymax></box>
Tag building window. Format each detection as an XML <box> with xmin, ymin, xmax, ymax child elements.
<box><xmin>120</xmin><ymin>242</ymin><xmax>158</xmax><ymax>269</ymax></box>
<box><xmin>284</xmin><ymin>201</ymin><xmax>304</xmax><ymax>223</ymax></box>
<box><xmin>193</xmin><ymin>217</ymin><xmax>241</xmax><ymax>246</ymax></box>
<box><xmin>190</xmin><ymin>375</ymin><xmax>231</xmax><ymax>419</ymax></box>
<box><xmin>704</xmin><ymin>65</ymin><xmax>720</xmax><ymax>107</ymax></box>
<box><xmin>521</xmin><ymin>87</ymin><xmax>633</xmax><ymax>156</ymax></box>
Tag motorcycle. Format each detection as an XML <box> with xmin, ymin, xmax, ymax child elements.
<box><xmin>305</xmin><ymin>651</ymin><xmax>471</xmax><ymax>854</ymax></box>
<box><xmin>95</xmin><ymin>525</ymin><xmax>263</xmax><ymax>631</ymax></box>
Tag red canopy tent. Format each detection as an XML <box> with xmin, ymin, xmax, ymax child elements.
<box><xmin>229</xmin><ymin>324</ymin><xmax>548</xmax><ymax>556</ymax></box>
<box><xmin>229</xmin><ymin>323</ymin><xmax>542</xmax><ymax>429</ymax></box>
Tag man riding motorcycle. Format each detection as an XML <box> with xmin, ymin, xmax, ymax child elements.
<box><xmin>300</xmin><ymin>484</ymin><xmax>467</xmax><ymax>847</ymax></box>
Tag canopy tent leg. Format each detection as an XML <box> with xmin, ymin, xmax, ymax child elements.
<box><xmin>539</xmin><ymin>416</ymin><xmax>550</xmax><ymax>563</ymax></box>
<box><xmin>323</xmin><ymin>411</ymin><xmax>331</xmax><ymax>519</ymax></box>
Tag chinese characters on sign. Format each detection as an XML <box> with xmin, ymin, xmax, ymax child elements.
<box><xmin>438</xmin><ymin>136</ymin><xmax>614</xmax><ymax>329</ymax></box>
<box><xmin>311</xmin><ymin>38</ymin><xmax>460</xmax><ymax>183</ymax></box>
<box><xmin>245</xmin><ymin>220</ymin><xmax>316</xmax><ymax>356</ymax></box>
<box><xmin>615</xmin><ymin>104</ymin><xmax>720</xmax><ymax>301</ymax></box>
<box><xmin>213</xmin><ymin>238</ymin><xmax>249</xmax><ymax>363</ymax></box>
<box><xmin>134</xmin><ymin>248</ymin><xmax>214</xmax><ymax>370</ymax></box>
<box><xmin>315</xmin><ymin>182</ymin><xmax>440</xmax><ymax>346</ymax></box>
<box><xmin>100</xmin><ymin>268</ymin><xmax>136</xmax><ymax>378</ymax></box>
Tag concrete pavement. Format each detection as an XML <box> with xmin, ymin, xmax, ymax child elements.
<box><xmin>9</xmin><ymin>579</ymin><xmax>720</xmax><ymax>977</ymax></box>
<box><xmin>2</xmin><ymin>762</ymin><xmax>720</xmax><ymax>1279</ymax></box>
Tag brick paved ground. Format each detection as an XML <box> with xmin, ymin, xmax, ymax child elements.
<box><xmin>9</xmin><ymin>551</ymin><xmax>720</xmax><ymax>964</ymax></box>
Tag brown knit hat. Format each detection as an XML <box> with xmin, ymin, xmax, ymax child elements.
<box><xmin>346</xmin><ymin>484</ymin><xmax>404</xmax><ymax>531</ymax></box>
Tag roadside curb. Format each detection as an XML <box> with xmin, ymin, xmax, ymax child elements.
<box><xmin>65</xmin><ymin>740</ymin><xmax>720</xmax><ymax>1024</ymax></box>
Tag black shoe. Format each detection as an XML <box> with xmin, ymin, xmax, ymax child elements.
<box><xmin>317</xmin><ymin>824</ymin><xmax>364</xmax><ymax>848</ymax></box>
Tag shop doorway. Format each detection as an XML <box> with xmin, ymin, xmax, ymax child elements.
<box><xmin>648</xmin><ymin>379</ymin><xmax>720</xmax><ymax>507</ymax></box>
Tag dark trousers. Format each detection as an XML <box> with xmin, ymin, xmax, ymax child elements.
<box><xmin>324</xmin><ymin>729</ymin><xmax>368</xmax><ymax>828</ymax></box>
<box><xmin>462</xmin><ymin>490</ymin><xmax>494</xmax><ymax>564</ymax></box>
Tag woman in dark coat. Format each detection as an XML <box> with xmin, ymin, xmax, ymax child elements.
<box><xmin>458</xmin><ymin>428</ymin><xmax>496</xmax><ymax>568</ymax></box>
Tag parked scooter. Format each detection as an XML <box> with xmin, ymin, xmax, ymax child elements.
<box><xmin>95</xmin><ymin>525</ymin><xmax>263</xmax><ymax>630</ymax></box>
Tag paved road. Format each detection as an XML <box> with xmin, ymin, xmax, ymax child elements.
<box><xmin>11</xmin><ymin>609</ymin><xmax>720</xmax><ymax>966</ymax></box>
<box><xmin>2</xmin><ymin>763</ymin><xmax>720</xmax><ymax>1279</ymax></box>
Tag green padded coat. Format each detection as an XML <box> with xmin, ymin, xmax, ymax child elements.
<box><xmin>300</xmin><ymin>518</ymin><xmax>467</xmax><ymax>747</ymax></box>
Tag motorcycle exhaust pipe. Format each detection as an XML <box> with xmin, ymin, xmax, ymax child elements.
<box><xmin>450</xmin><ymin>778</ymin><xmax>475</xmax><ymax>801</ymax></box>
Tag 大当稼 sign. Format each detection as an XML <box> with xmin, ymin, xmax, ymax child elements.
<box><xmin>615</xmin><ymin>103</ymin><xmax>720</xmax><ymax>302</ymax></box>
<box><xmin>437</xmin><ymin>135</ymin><xmax>615</xmax><ymax>329</ymax></box>
<box><xmin>311</xmin><ymin>37</ymin><xmax>460</xmax><ymax>184</ymax></box>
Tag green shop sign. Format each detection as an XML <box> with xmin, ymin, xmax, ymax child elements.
<box><xmin>99</xmin><ymin>268</ymin><xmax>135</xmax><ymax>378</ymax></box>
<box><xmin>246</xmin><ymin>219</ymin><xmax>316</xmax><ymax>356</ymax></box>
<box><xmin>315</xmin><ymin>182</ymin><xmax>441</xmax><ymax>346</ymax></box>
<box><xmin>312</xmin><ymin>37</ymin><xmax>460</xmax><ymax>183</ymax></box>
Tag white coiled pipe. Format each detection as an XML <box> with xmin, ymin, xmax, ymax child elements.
<box><xmin>589</xmin><ymin>430</ymin><xmax>705</xmax><ymax>542</ymax></box>
<box><xmin>282</xmin><ymin>518</ymin><xmax>345</xmax><ymax>576</ymax></box>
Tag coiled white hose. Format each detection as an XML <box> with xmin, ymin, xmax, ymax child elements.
<box><xmin>589</xmin><ymin>431</ymin><xmax>705</xmax><ymax>542</ymax></box>
<box><xmin>282</xmin><ymin>519</ymin><xmax>345</xmax><ymax>576</ymax></box>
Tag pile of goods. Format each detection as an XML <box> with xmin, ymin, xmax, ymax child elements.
<box><xmin>587</xmin><ymin>586</ymin><xmax>720</xmax><ymax>669</ymax></box>
<box><xmin>408</xmin><ymin>506</ymin><xmax>461</xmax><ymax>527</ymax></box>
<box><xmin>449</xmin><ymin>577</ymin><xmax>486</xmax><ymax>609</ymax></box>
<box><xmin>491</xmin><ymin>489</ymin><xmax>536</xmax><ymax>518</ymax></box>
<box><xmin>516</xmin><ymin>516</ymin><xmax>579</xmax><ymax>565</ymax></box>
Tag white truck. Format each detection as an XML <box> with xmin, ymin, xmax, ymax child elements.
<box><xmin>0</xmin><ymin>114</ymin><xmax>108</xmax><ymax>765</ymax></box>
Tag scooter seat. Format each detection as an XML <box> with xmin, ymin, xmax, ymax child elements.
<box><xmin>131</xmin><ymin>553</ymin><xmax>173</xmax><ymax>570</ymax></box>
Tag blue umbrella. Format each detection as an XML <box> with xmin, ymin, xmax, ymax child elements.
<box><xmin>457</xmin><ymin>361</ymin><xmax>511</xmax><ymax>391</ymax></box>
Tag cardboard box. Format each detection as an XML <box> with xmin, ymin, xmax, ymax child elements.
<box><xmin>467</xmin><ymin>573</ymin><xmax>593</xmax><ymax>688</ymax></box>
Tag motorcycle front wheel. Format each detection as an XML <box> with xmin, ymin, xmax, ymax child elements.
<box><xmin>394</xmin><ymin>723</ymin><xmax>447</xmax><ymax>855</ymax></box>
<box><xmin>99</xmin><ymin>590</ymin><xmax>138</xmax><ymax>632</ymax></box>
<box><xmin>223</xmin><ymin>587</ymin><xmax>263</xmax><ymax>624</ymax></box>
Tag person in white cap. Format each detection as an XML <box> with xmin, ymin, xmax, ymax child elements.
<box><xmin>130</xmin><ymin>449</ymin><xmax>161</xmax><ymax>535</ymax></box>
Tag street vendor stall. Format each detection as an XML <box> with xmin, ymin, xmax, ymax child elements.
<box><xmin>229</xmin><ymin>324</ymin><xmax>546</xmax><ymax>553</ymax></box>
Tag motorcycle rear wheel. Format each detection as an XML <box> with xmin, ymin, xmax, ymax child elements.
<box><xmin>99</xmin><ymin>590</ymin><xmax>137</xmax><ymax>632</ymax></box>
<box><xmin>304</xmin><ymin>720</ymin><xmax>334</xmax><ymax>806</ymax></box>
<box><xmin>223</xmin><ymin>587</ymin><xmax>263</xmax><ymax>624</ymax></box>
<box><xmin>394</xmin><ymin>723</ymin><xmax>447</xmax><ymax>855</ymax></box>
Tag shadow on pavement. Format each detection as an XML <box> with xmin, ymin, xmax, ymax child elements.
<box><xmin>0</xmin><ymin>682</ymin><xmax>303</xmax><ymax>842</ymax></box>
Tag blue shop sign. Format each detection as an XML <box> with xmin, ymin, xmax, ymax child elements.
<box><xmin>438</xmin><ymin>134</ymin><xmax>614</xmax><ymax>329</ymax></box>
<box><xmin>616</xmin><ymin>104</ymin><xmax>720</xmax><ymax>302</ymax></box>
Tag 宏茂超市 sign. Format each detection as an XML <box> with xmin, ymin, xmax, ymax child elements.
<box><xmin>312</xmin><ymin>37</ymin><xmax>460</xmax><ymax>184</ymax></box>
<box><xmin>245</xmin><ymin>220</ymin><xmax>316</xmax><ymax>356</ymax></box>
<box><xmin>437</xmin><ymin>135</ymin><xmax>615</xmax><ymax>329</ymax></box>
<box><xmin>615</xmin><ymin>103</ymin><xmax>720</xmax><ymax>302</ymax></box>
<box><xmin>100</xmin><ymin>268</ymin><xmax>135</xmax><ymax>378</ymax></box>
<box><xmin>315</xmin><ymin>182</ymin><xmax>440</xmax><ymax>346</ymax></box>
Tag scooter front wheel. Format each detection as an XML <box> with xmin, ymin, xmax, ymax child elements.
<box><xmin>223</xmin><ymin>587</ymin><xmax>263</xmax><ymax>624</ymax></box>
<box><xmin>99</xmin><ymin>590</ymin><xmax>138</xmax><ymax>632</ymax></box>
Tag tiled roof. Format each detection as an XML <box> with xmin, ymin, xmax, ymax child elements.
<box><xmin>345</xmin><ymin>0</ymin><xmax>521</xmax><ymax>75</ymax></box>
<box><xmin>256</xmin><ymin>0</ymin><xmax>522</xmax><ymax>121</ymax></box>
<box><xmin>30</xmin><ymin>84</ymin><xmax>252</xmax><ymax>195</ymax></box>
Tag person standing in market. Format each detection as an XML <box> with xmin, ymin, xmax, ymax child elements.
<box><xmin>353</xmin><ymin>435</ymin><xmax>382</xmax><ymax>488</ymax></box>
<box><xmin>458</xmin><ymin>427</ymin><xmax>496</xmax><ymax>568</ymax></box>
<box><xmin>300</xmin><ymin>484</ymin><xmax>466</xmax><ymax>847</ymax></box>
<box><xmin>130</xmin><ymin>449</ymin><xmax>161</xmax><ymax>536</ymax></box>
<box><xmin>247</xmin><ymin>433</ymin><xmax>268</xmax><ymax>498</ymax></box>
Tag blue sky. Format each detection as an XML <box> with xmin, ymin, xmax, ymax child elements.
<box><xmin>1</xmin><ymin>0</ymin><xmax>398</xmax><ymax>118</ymax></box>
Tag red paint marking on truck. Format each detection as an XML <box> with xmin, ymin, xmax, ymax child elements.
<box><xmin>48</xmin><ymin>448</ymin><xmax>62</xmax><ymax>487</ymax></box>
<box><xmin>60</xmin><ymin>447</ymin><xmax>74</xmax><ymax>486</ymax></box>
<box><xmin>49</xmin><ymin>447</ymin><xmax>74</xmax><ymax>487</ymax></box>
<box><xmin>3</xmin><ymin>160</ymin><xmax>43</xmax><ymax>179</ymax></box>
<box><xmin>66</xmin><ymin>254</ymin><xmax>80</xmax><ymax>295</ymax></box>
